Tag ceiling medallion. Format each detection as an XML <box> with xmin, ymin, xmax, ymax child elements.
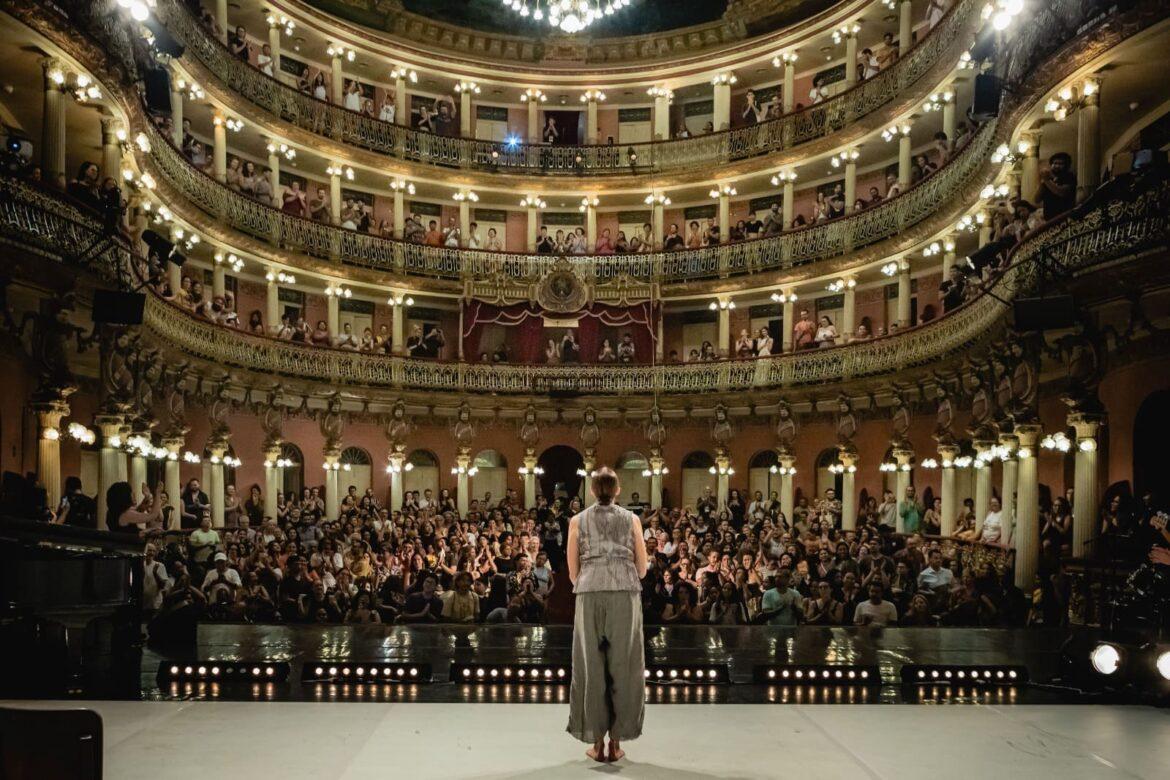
<box><xmin>502</xmin><ymin>0</ymin><xmax>635</xmax><ymax>35</ymax></box>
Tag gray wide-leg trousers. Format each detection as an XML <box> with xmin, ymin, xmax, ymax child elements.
<box><xmin>566</xmin><ymin>590</ymin><xmax>645</xmax><ymax>743</ymax></box>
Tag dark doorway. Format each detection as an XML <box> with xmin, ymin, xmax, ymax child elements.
<box><xmin>537</xmin><ymin>445</ymin><xmax>584</xmax><ymax>504</ymax></box>
<box><xmin>543</xmin><ymin>110</ymin><xmax>582</xmax><ymax>145</ymax></box>
<box><xmin>1134</xmin><ymin>389</ymin><xmax>1170</xmax><ymax>506</ymax></box>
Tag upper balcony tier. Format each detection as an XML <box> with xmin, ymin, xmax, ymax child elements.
<box><xmin>157</xmin><ymin>0</ymin><xmax>982</xmax><ymax>183</ymax></box>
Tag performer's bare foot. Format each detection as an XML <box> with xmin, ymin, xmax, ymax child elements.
<box><xmin>607</xmin><ymin>740</ymin><xmax>625</xmax><ymax>762</ymax></box>
<box><xmin>586</xmin><ymin>740</ymin><xmax>606</xmax><ymax>762</ymax></box>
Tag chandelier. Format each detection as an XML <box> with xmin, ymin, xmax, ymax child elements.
<box><xmin>502</xmin><ymin>0</ymin><xmax>635</xmax><ymax>35</ymax></box>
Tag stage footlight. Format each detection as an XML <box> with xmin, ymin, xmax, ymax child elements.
<box><xmin>302</xmin><ymin>662</ymin><xmax>432</xmax><ymax>684</ymax></box>
<box><xmin>449</xmin><ymin>663</ymin><xmax>569</xmax><ymax>684</ymax></box>
<box><xmin>752</xmin><ymin>665</ymin><xmax>880</xmax><ymax>686</ymax></box>
<box><xmin>899</xmin><ymin>665</ymin><xmax>1027</xmax><ymax>686</ymax></box>
<box><xmin>157</xmin><ymin>661</ymin><xmax>290</xmax><ymax>685</ymax></box>
<box><xmin>1090</xmin><ymin>643</ymin><xmax>1122</xmax><ymax>676</ymax></box>
<box><xmin>644</xmin><ymin>664</ymin><xmax>729</xmax><ymax>685</ymax></box>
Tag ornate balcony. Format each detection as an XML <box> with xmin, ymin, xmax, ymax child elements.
<box><xmin>3</xmin><ymin>175</ymin><xmax>1166</xmax><ymax>397</ymax></box>
<box><xmin>155</xmin><ymin>0</ymin><xmax>980</xmax><ymax>178</ymax></box>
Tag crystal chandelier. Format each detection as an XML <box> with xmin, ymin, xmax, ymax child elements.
<box><xmin>502</xmin><ymin>0</ymin><xmax>635</xmax><ymax>35</ymax></box>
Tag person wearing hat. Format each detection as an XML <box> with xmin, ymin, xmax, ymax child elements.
<box><xmin>201</xmin><ymin>551</ymin><xmax>242</xmax><ymax>602</ymax></box>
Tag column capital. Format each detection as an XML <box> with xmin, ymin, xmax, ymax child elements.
<box><xmin>1067</xmin><ymin>411</ymin><xmax>1105</xmax><ymax>440</ymax></box>
<box><xmin>777</xmin><ymin>452</ymin><xmax>797</xmax><ymax>469</ymax></box>
<box><xmin>892</xmin><ymin>447</ymin><xmax>915</xmax><ymax>464</ymax></box>
<box><xmin>322</xmin><ymin>447</ymin><xmax>342</xmax><ymax>464</ymax></box>
<box><xmin>838</xmin><ymin>450</ymin><xmax>859</xmax><ymax>469</ymax></box>
<box><xmin>455</xmin><ymin>452</ymin><xmax>472</xmax><ymax>469</ymax></box>
<box><xmin>32</xmin><ymin>399</ymin><xmax>71</xmax><ymax>428</ymax></box>
<box><xmin>523</xmin><ymin>454</ymin><xmax>538</xmax><ymax>471</ymax></box>
<box><xmin>997</xmin><ymin>432</ymin><xmax>1019</xmax><ymax>460</ymax></box>
<box><xmin>100</xmin><ymin>116</ymin><xmax>125</xmax><ymax>140</ymax></box>
<box><xmin>163</xmin><ymin>435</ymin><xmax>185</xmax><ymax>454</ymax></box>
<box><xmin>1014</xmin><ymin>423</ymin><xmax>1042</xmax><ymax>449</ymax></box>
<box><xmin>95</xmin><ymin>414</ymin><xmax>125</xmax><ymax>442</ymax></box>
<box><xmin>936</xmin><ymin>443</ymin><xmax>960</xmax><ymax>466</ymax></box>
<box><xmin>263</xmin><ymin>444</ymin><xmax>283</xmax><ymax>466</ymax></box>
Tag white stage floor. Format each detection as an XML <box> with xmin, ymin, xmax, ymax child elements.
<box><xmin>4</xmin><ymin>701</ymin><xmax>1169</xmax><ymax>779</ymax></box>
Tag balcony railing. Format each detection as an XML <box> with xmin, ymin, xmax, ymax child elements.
<box><xmin>5</xmin><ymin>175</ymin><xmax>1165</xmax><ymax>396</ymax></box>
<box><xmin>155</xmin><ymin>0</ymin><xmax>980</xmax><ymax>177</ymax></box>
<box><xmin>139</xmin><ymin>111</ymin><xmax>996</xmax><ymax>284</ymax></box>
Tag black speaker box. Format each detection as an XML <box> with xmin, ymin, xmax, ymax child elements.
<box><xmin>143</xmin><ymin>68</ymin><xmax>172</xmax><ymax>116</ymax></box>
<box><xmin>1013</xmin><ymin>294</ymin><xmax>1076</xmax><ymax>331</ymax></box>
<box><xmin>92</xmin><ymin>290</ymin><xmax>146</xmax><ymax>326</ymax></box>
<box><xmin>972</xmin><ymin>73</ymin><xmax>1002</xmax><ymax>121</ymax></box>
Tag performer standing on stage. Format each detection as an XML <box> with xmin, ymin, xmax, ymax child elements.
<box><xmin>566</xmin><ymin>467</ymin><xmax>648</xmax><ymax>763</ymax></box>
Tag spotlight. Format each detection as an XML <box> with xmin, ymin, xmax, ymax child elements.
<box><xmin>1090</xmin><ymin>644</ymin><xmax>1122</xmax><ymax>676</ymax></box>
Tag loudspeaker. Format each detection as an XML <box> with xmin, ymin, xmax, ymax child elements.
<box><xmin>971</xmin><ymin>73</ymin><xmax>1002</xmax><ymax>121</ymax></box>
<box><xmin>92</xmin><ymin>290</ymin><xmax>146</xmax><ymax>326</ymax></box>
<box><xmin>1013</xmin><ymin>294</ymin><xmax>1076</xmax><ymax>331</ymax></box>
<box><xmin>143</xmin><ymin>17</ymin><xmax>185</xmax><ymax>58</ymax></box>
<box><xmin>143</xmin><ymin>68</ymin><xmax>172</xmax><ymax>116</ymax></box>
<box><xmin>141</xmin><ymin>230</ymin><xmax>185</xmax><ymax>266</ymax></box>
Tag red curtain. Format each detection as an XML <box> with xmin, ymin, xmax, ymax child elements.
<box><xmin>462</xmin><ymin>301</ymin><xmax>658</xmax><ymax>363</ymax></box>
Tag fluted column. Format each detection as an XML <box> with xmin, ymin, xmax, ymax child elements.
<box><xmin>96</xmin><ymin>415</ymin><xmax>125</xmax><ymax>527</ymax></box>
<box><xmin>649</xmin><ymin>455</ymin><xmax>666</xmax><ymax>511</ymax></box>
<box><xmin>972</xmin><ymin>440</ymin><xmax>994</xmax><ymax>526</ymax></box>
<box><xmin>214</xmin><ymin>0</ymin><xmax>228</xmax><ymax>43</ymax></box>
<box><xmin>169</xmin><ymin>75</ymin><xmax>184</xmax><ymax>147</ymax></box>
<box><xmin>941</xmin><ymin>234</ymin><xmax>958</xmax><ymax>277</ymax></box>
<box><xmin>41</xmin><ymin>60</ymin><xmax>66</xmax><ymax>185</ymax></box>
<box><xmin>212</xmin><ymin>114</ymin><xmax>227</xmax><ymax>182</ymax></box>
<box><xmin>844</xmin><ymin>28</ymin><xmax>859</xmax><ymax>87</ymax></box>
<box><xmin>208</xmin><ymin>443</ymin><xmax>227</xmax><ymax>527</ymax></box>
<box><xmin>583</xmin><ymin>92</ymin><xmax>602</xmax><ymax>143</ymax></box>
<box><xmin>265</xmin><ymin>272</ymin><xmax>281</xmax><ymax>333</ymax></box>
<box><xmin>780</xmin><ymin>173</ymin><xmax>796</xmax><ymax>227</ymax></box>
<box><xmin>899</xmin><ymin>0</ymin><xmax>914</xmax><ymax>49</ymax></box>
<box><xmin>941</xmin><ymin>92</ymin><xmax>957</xmax><ymax>143</ymax></box>
<box><xmin>163</xmin><ymin>437</ymin><xmax>184</xmax><ymax>528</ymax></box>
<box><xmin>266</xmin><ymin>144</ymin><xmax>281</xmax><ymax>206</ymax></box>
<box><xmin>781</xmin><ymin>294</ymin><xmax>795</xmax><ymax>353</ymax></box>
<box><xmin>328</xmin><ymin>166</ymin><xmax>342</xmax><ymax>224</ymax></box>
<box><xmin>525</xmin><ymin>91</ymin><xmax>541</xmax><ymax>142</ymax></box>
<box><xmin>323</xmin><ymin>448</ymin><xmax>341</xmax><ymax>521</ymax></box>
<box><xmin>526</xmin><ymin>204</ymin><xmax>539</xmax><ymax>251</ymax></box>
<box><xmin>896</xmin><ymin>260</ymin><xmax>912</xmax><ymax>327</ymax></box>
<box><xmin>391</xmin><ymin>185</ymin><xmax>406</xmax><ymax>239</ymax></box>
<box><xmin>212</xmin><ymin>259</ymin><xmax>226</xmax><ymax>300</ymax></box>
<box><xmin>893</xmin><ymin>448</ymin><xmax>914</xmax><ymax>532</ymax></box>
<box><xmin>781</xmin><ymin>55</ymin><xmax>797</xmax><ymax>113</ymax></box>
<box><xmin>101</xmin><ymin>118</ymin><xmax>124</xmax><ymax>183</ymax></box>
<box><xmin>712</xmin><ymin>74</ymin><xmax>734</xmax><ymax>131</ymax></box>
<box><xmin>263</xmin><ymin>444</ymin><xmax>282</xmax><ymax>522</ymax></box>
<box><xmin>394</xmin><ymin>71</ymin><xmax>410</xmax><ymax>127</ymax></box>
<box><xmin>778</xmin><ymin>453</ymin><xmax>797</xmax><ymax>524</ymax></box>
<box><xmin>651</xmin><ymin>200</ymin><xmax>665</xmax><ymax>249</ymax></box>
<box><xmin>898</xmin><ymin>127</ymin><xmax>913</xmax><ymax>187</ymax></box>
<box><xmin>267</xmin><ymin>19</ymin><xmax>282</xmax><ymax>75</ymax></box>
<box><xmin>129</xmin><ymin>451</ymin><xmax>147</xmax><ymax>505</ymax></box>
<box><xmin>34</xmin><ymin>401</ymin><xmax>69</xmax><ymax>509</ymax></box>
<box><xmin>387</xmin><ymin>450</ymin><xmax>406</xmax><ymax>510</ymax></box>
<box><xmin>326</xmin><ymin>289</ymin><xmax>340</xmax><ymax>344</ymax></box>
<box><xmin>839</xmin><ymin>452</ymin><xmax>858</xmax><ymax>531</ymax></box>
<box><xmin>716</xmin><ymin>297</ymin><xmax>731</xmax><ymax>358</ymax></box>
<box><xmin>1020</xmin><ymin>131</ymin><xmax>1040</xmax><ymax>203</ymax></box>
<box><xmin>714</xmin><ymin>454</ymin><xmax>731</xmax><ymax>508</ymax></box>
<box><xmin>1076</xmin><ymin>81</ymin><xmax>1100</xmax><ymax>203</ymax></box>
<box><xmin>1070</xmin><ymin>413</ymin><xmax>1104</xmax><ymax>558</ymax></box>
<box><xmin>582</xmin><ymin>197</ymin><xmax>598</xmax><ymax>247</ymax></box>
<box><xmin>998</xmin><ymin>434</ymin><xmax>1018</xmax><ymax>546</ymax></box>
<box><xmin>843</xmin><ymin>151</ymin><xmax>858</xmax><ymax>212</ymax></box>
<box><xmin>717</xmin><ymin>190</ymin><xmax>730</xmax><ymax>244</ymax></box>
<box><xmin>522</xmin><ymin>455</ymin><xmax>539</xmax><ymax>509</ymax></box>
<box><xmin>842</xmin><ymin>277</ymin><xmax>856</xmax><ymax>337</ymax></box>
<box><xmin>1014</xmin><ymin>425</ymin><xmax>1041</xmax><ymax>589</ymax></box>
<box><xmin>457</xmin><ymin>83</ymin><xmax>475</xmax><ymax>137</ymax></box>
<box><xmin>391</xmin><ymin>294</ymin><xmax>406</xmax><ymax>355</ymax></box>
<box><xmin>582</xmin><ymin>454</ymin><xmax>596</xmax><ymax>507</ymax></box>
<box><xmin>455</xmin><ymin>453</ymin><xmax>471</xmax><ymax>517</ymax></box>
<box><xmin>651</xmin><ymin>87</ymin><xmax>671</xmax><ymax>141</ymax></box>
<box><xmin>330</xmin><ymin>51</ymin><xmax>345</xmax><ymax>104</ymax></box>
<box><xmin>457</xmin><ymin>195</ymin><xmax>471</xmax><ymax>248</ymax></box>
<box><xmin>937</xmin><ymin>444</ymin><xmax>960</xmax><ymax>536</ymax></box>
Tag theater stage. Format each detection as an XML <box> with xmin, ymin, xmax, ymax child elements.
<box><xmin>4</xmin><ymin>700</ymin><xmax>1169</xmax><ymax>779</ymax></box>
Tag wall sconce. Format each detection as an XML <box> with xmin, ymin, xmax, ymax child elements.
<box><xmin>391</xmin><ymin>66</ymin><xmax>418</xmax><ymax>83</ymax></box>
<box><xmin>326</xmin><ymin>43</ymin><xmax>356</xmax><ymax>62</ymax></box>
<box><xmin>521</xmin><ymin>88</ymin><xmax>547</xmax><ymax>103</ymax></box>
<box><xmin>771</xmin><ymin>51</ymin><xmax>798</xmax><ymax>67</ymax></box>
<box><xmin>521</xmin><ymin>194</ymin><xmax>547</xmax><ymax>209</ymax></box>
<box><xmin>770</xmin><ymin>169</ymin><xmax>798</xmax><ymax>186</ymax></box>
<box><xmin>580</xmin><ymin>89</ymin><xmax>606</xmax><ymax>102</ymax></box>
<box><xmin>389</xmin><ymin>178</ymin><xmax>416</xmax><ymax>195</ymax></box>
<box><xmin>455</xmin><ymin>81</ymin><xmax>481</xmax><ymax>95</ymax></box>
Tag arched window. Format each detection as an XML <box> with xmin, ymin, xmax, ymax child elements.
<box><xmin>340</xmin><ymin>446</ymin><xmax>373</xmax><ymax>498</ymax></box>
<box><xmin>814</xmin><ymin>447</ymin><xmax>842</xmax><ymax>503</ymax></box>
<box><xmin>615</xmin><ymin>450</ymin><xmax>650</xmax><ymax>508</ymax></box>
<box><xmin>748</xmin><ymin>449</ymin><xmax>780</xmax><ymax>502</ymax></box>
<box><xmin>471</xmin><ymin>449</ymin><xmax>508</xmax><ymax>508</ymax></box>
<box><xmin>681</xmin><ymin>451</ymin><xmax>716</xmax><ymax>508</ymax></box>
<box><xmin>404</xmin><ymin>449</ymin><xmax>440</xmax><ymax>500</ymax></box>
<box><xmin>279</xmin><ymin>443</ymin><xmax>304</xmax><ymax>498</ymax></box>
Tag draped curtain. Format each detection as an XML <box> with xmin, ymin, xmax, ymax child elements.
<box><xmin>462</xmin><ymin>301</ymin><xmax>657</xmax><ymax>363</ymax></box>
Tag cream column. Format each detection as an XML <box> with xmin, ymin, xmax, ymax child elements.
<box><xmin>712</xmin><ymin>74</ymin><xmax>734</xmax><ymax>131</ymax></box>
<box><xmin>582</xmin><ymin>91</ymin><xmax>603</xmax><ymax>143</ymax></box>
<box><xmin>1014</xmin><ymin>425</ymin><xmax>1042</xmax><ymax>589</ymax></box>
<box><xmin>650</xmin><ymin>196</ymin><xmax>666</xmax><ymax>249</ymax></box>
<box><xmin>650</xmin><ymin>87</ymin><xmax>671</xmax><ymax>141</ymax></box>
<box><xmin>714</xmin><ymin>455</ymin><xmax>732</xmax><ymax>508</ymax></box>
<box><xmin>843</xmin><ymin>150</ymin><xmax>859</xmax><ymax>212</ymax></box>
<box><xmin>893</xmin><ymin>449</ymin><xmax>914</xmax><ymax>532</ymax></box>
<box><xmin>129</xmin><ymin>448</ymin><xmax>147</xmax><ymax>505</ymax></box>
<box><xmin>263</xmin><ymin>444</ymin><xmax>281</xmax><ymax>521</ymax></box>
<box><xmin>387</xmin><ymin>451</ymin><xmax>406</xmax><ymax>510</ymax></box>
<box><xmin>212</xmin><ymin>114</ymin><xmax>227</xmax><ymax>183</ymax></box>
<box><xmin>212</xmin><ymin>258</ymin><xmax>226</xmax><ymax>300</ymax></box>
<box><xmin>780</xmin><ymin>54</ymin><xmax>797</xmax><ymax>113</ymax></box>
<box><xmin>780</xmin><ymin>293</ymin><xmax>796</xmax><ymax>353</ymax></box>
<box><xmin>323</xmin><ymin>450</ymin><xmax>341</xmax><ymax>521</ymax></box>
<box><xmin>393</xmin><ymin>69</ymin><xmax>410</xmax><ymax>126</ymax></box>
<box><xmin>1020</xmin><ymin>131</ymin><xmax>1041</xmax><ymax>203</ymax></box>
<box><xmin>522</xmin><ymin>455</ymin><xmax>539</xmax><ymax>509</ymax></box>
<box><xmin>896</xmin><ymin>260</ymin><xmax>912</xmax><ymax>327</ymax></box>
<box><xmin>101</xmin><ymin>118</ymin><xmax>124</xmax><ymax>183</ymax></box>
<box><xmin>649</xmin><ymin>456</ymin><xmax>666</xmax><ymax>511</ymax></box>
<box><xmin>1070</xmin><ymin>413</ymin><xmax>1104</xmax><ymax>558</ymax></box>
<box><xmin>208</xmin><ymin>444</ymin><xmax>227</xmax><ymax>528</ymax></box>
<box><xmin>329</xmin><ymin>49</ymin><xmax>346</xmax><ymax>104</ymax></box>
<box><xmin>391</xmin><ymin>295</ymin><xmax>406</xmax><ymax>355</ymax></box>
<box><xmin>524</xmin><ymin>199</ymin><xmax>540</xmax><ymax>251</ymax></box>
<box><xmin>457</xmin><ymin>82</ymin><xmax>476</xmax><ymax>137</ymax></box>
<box><xmin>524</xmin><ymin>89</ymin><xmax>543</xmax><ymax>141</ymax></box>
<box><xmin>168</xmin><ymin>256</ymin><xmax>182</xmax><ymax>301</ymax></box>
<box><xmin>839</xmin><ymin>452</ymin><xmax>859</xmax><ymax>531</ymax></box>
<box><xmin>456</xmin><ymin>193</ymin><xmax>472</xmax><ymax>247</ymax></box>
<box><xmin>267</xmin><ymin>19</ymin><xmax>283</xmax><ymax>75</ymax></box>
<box><xmin>941</xmin><ymin>91</ymin><xmax>957</xmax><ymax>143</ymax></box>
<box><xmin>778</xmin><ymin>454</ymin><xmax>797</xmax><ymax>524</ymax></box>
<box><xmin>169</xmin><ymin>76</ymin><xmax>184</xmax><ymax>146</ymax></box>
<box><xmin>897</xmin><ymin>125</ymin><xmax>913</xmax><ymax>186</ymax></box>
<box><xmin>779</xmin><ymin>172</ymin><xmax>796</xmax><ymax>227</ymax></box>
<box><xmin>898</xmin><ymin>0</ymin><xmax>914</xmax><ymax>51</ymax></box>
<box><xmin>1076</xmin><ymin>80</ymin><xmax>1100</xmax><ymax>203</ymax></box>
<box><xmin>841</xmin><ymin>277</ymin><xmax>856</xmax><ymax>339</ymax></box>
<box><xmin>34</xmin><ymin>402</ymin><xmax>69</xmax><ymax>509</ymax></box>
<box><xmin>581</xmin><ymin>454</ymin><xmax>596</xmax><ymax>507</ymax></box>
<box><xmin>265</xmin><ymin>271</ymin><xmax>280</xmax><ymax>333</ymax></box>
<box><xmin>582</xmin><ymin>197</ymin><xmax>598</xmax><ymax>246</ymax></box>
<box><xmin>96</xmin><ymin>416</ymin><xmax>125</xmax><ymax>528</ymax></box>
<box><xmin>455</xmin><ymin>454</ymin><xmax>472</xmax><ymax>516</ymax></box>
<box><xmin>655</xmin><ymin>315</ymin><xmax>664</xmax><ymax>363</ymax></box>
<box><xmin>328</xmin><ymin>165</ymin><xmax>343</xmax><ymax>224</ymax></box>
<box><xmin>972</xmin><ymin>440</ymin><xmax>994</xmax><ymax>526</ymax></box>
<box><xmin>716</xmin><ymin>297</ymin><xmax>732</xmax><ymax>358</ymax></box>
<box><xmin>41</xmin><ymin>60</ymin><xmax>66</xmax><ymax>185</ymax></box>
<box><xmin>711</xmin><ymin>185</ymin><xmax>733</xmax><ymax>244</ymax></box>
<box><xmin>391</xmin><ymin>183</ymin><xmax>407</xmax><ymax>239</ymax></box>
<box><xmin>215</xmin><ymin>0</ymin><xmax>228</xmax><ymax>43</ymax></box>
<box><xmin>998</xmin><ymin>434</ymin><xmax>1019</xmax><ymax>546</ymax></box>
<box><xmin>326</xmin><ymin>286</ymin><xmax>341</xmax><ymax>345</ymax></box>
<box><xmin>163</xmin><ymin>437</ymin><xmax>184</xmax><ymax>528</ymax></box>
<box><xmin>937</xmin><ymin>444</ymin><xmax>960</xmax><ymax>536</ymax></box>
<box><xmin>266</xmin><ymin>143</ymin><xmax>281</xmax><ymax>207</ymax></box>
<box><xmin>844</xmin><ymin>27</ymin><xmax>859</xmax><ymax>87</ymax></box>
<box><xmin>978</xmin><ymin>207</ymin><xmax>994</xmax><ymax>247</ymax></box>
<box><xmin>941</xmin><ymin>234</ymin><xmax>958</xmax><ymax>277</ymax></box>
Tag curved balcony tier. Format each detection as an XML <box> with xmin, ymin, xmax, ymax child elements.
<box><xmin>4</xmin><ymin>175</ymin><xmax>1166</xmax><ymax>398</ymax></box>
<box><xmin>157</xmin><ymin>0</ymin><xmax>981</xmax><ymax>185</ymax></box>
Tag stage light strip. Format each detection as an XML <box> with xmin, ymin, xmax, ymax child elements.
<box><xmin>644</xmin><ymin>664</ymin><xmax>730</xmax><ymax>684</ymax></box>
<box><xmin>157</xmin><ymin>661</ymin><xmax>291</xmax><ymax>683</ymax></box>
<box><xmin>449</xmin><ymin>663</ymin><xmax>570</xmax><ymax>684</ymax></box>
<box><xmin>303</xmin><ymin>662</ymin><xmax>433</xmax><ymax>684</ymax></box>
<box><xmin>900</xmin><ymin>664</ymin><xmax>1028</xmax><ymax>686</ymax></box>
<box><xmin>752</xmin><ymin>664</ymin><xmax>880</xmax><ymax>685</ymax></box>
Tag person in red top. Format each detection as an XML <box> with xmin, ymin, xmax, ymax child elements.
<box><xmin>792</xmin><ymin>309</ymin><xmax>817</xmax><ymax>350</ymax></box>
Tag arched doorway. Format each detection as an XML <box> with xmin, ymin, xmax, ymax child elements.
<box><xmin>615</xmin><ymin>451</ymin><xmax>650</xmax><ymax>507</ymax></box>
<box><xmin>749</xmin><ymin>450</ymin><xmax>780</xmax><ymax>503</ymax></box>
<box><xmin>681</xmin><ymin>451</ymin><xmax>716</xmax><ymax>508</ymax></box>
<box><xmin>404</xmin><ymin>449</ymin><xmax>440</xmax><ymax>500</ymax></box>
<box><xmin>537</xmin><ymin>445</ymin><xmax>584</xmax><ymax>504</ymax></box>
<box><xmin>471</xmin><ymin>450</ymin><xmax>508</xmax><ymax>507</ymax></box>
<box><xmin>340</xmin><ymin>446</ymin><xmax>372</xmax><ymax>498</ymax></box>
<box><xmin>1134</xmin><ymin>389</ymin><xmax>1170</xmax><ymax>505</ymax></box>
<box><xmin>279</xmin><ymin>443</ymin><xmax>304</xmax><ymax>498</ymax></box>
<box><xmin>815</xmin><ymin>448</ymin><xmax>843</xmax><ymax>501</ymax></box>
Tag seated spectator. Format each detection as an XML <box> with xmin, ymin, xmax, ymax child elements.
<box><xmin>854</xmin><ymin>582</ymin><xmax>898</xmax><ymax>626</ymax></box>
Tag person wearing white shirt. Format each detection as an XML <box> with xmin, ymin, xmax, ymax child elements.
<box><xmin>257</xmin><ymin>44</ymin><xmax>274</xmax><ymax>77</ymax></box>
<box><xmin>979</xmin><ymin>496</ymin><xmax>1006</xmax><ymax>544</ymax></box>
<box><xmin>854</xmin><ymin>583</ymin><xmax>898</xmax><ymax>626</ymax></box>
<box><xmin>343</xmin><ymin>81</ymin><xmax>362</xmax><ymax>112</ymax></box>
<box><xmin>379</xmin><ymin>96</ymin><xmax>396</xmax><ymax>123</ymax></box>
<box><xmin>466</xmin><ymin>222</ymin><xmax>482</xmax><ymax>249</ymax></box>
<box><xmin>917</xmin><ymin>550</ymin><xmax>954</xmax><ymax>594</ymax></box>
<box><xmin>202</xmin><ymin>553</ymin><xmax>243</xmax><ymax>601</ymax></box>
<box><xmin>142</xmin><ymin>543</ymin><xmax>172</xmax><ymax>612</ymax></box>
